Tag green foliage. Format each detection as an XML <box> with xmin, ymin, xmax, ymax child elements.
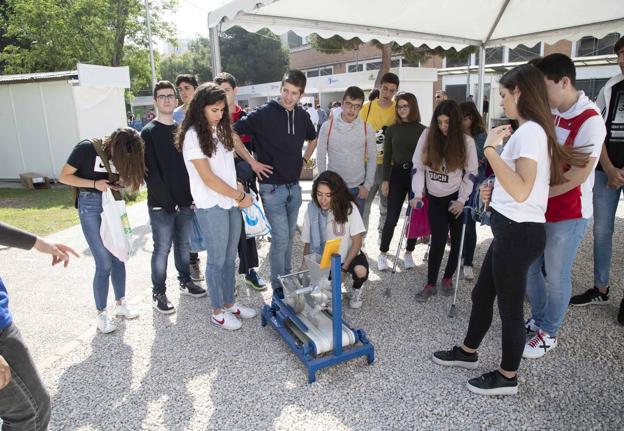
<box><xmin>0</xmin><ymin>0</ymin><xmax>176</xmax><ymax>96</ymax></box>
<box><xmin>159</xmin><ymin>37</ymin><xmax>212</xmax><ymax>84</ymax></box>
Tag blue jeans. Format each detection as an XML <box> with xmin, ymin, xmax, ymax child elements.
<box><xmin>259</xmin><ymin>182</ymin><xmax>302</xmax><ymax>287</ymax></box>
<box><xmin>593</xmin><ymin>170</ymin><xmax>624</xmax><ymax>288</ymax></box>
<box><xmin>78</xmin><ymin>191</ymin><xmax>125</xmax><ymax>311</ymax></box>
<box><xmin>195</xmin><ymin>206</ymin><xmax>241</xmax><ymax>309</ymax></box>
<box><xmin>149</xmin><ymin>206</ymin><xmax>194</xmax><ymax>294</ymax></box>
<box><xmin>348</xmin><ymin>187</ymin><xmax>366</xmax><ymax>217</ymax></box>
<box><xmin>526</xmin><ymin>217</ymin><xmax>588</xmax><ymax>336</ymax></box>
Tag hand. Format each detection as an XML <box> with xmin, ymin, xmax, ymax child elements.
<box><xmin>605</xmin><ymin>166</ymin><xmax>624</xmax><ymax>188</ymax></box>
<box><xmin>0</xmin><ymin>355</ymin><xmax>10</xmax><ymax>390</ymax></box>
<box><xmin>484</xmin><ymin>125</ymin><xmax>512</xmax><ymax>151</ymax></box>
<box><xmin>250</xmin><ymin>160</ymin><xmax>273</xmax><ymax>180</ymax></box>
<box><xmin>94</xmin><ymin>179</ymin><xmax>110</xmax><ymax>192</ymax></box>
<box><xmin>358</xmin><ymin>185</ymin><xmax>369</xmax><ymax>199</ymax></box>
<box><xmin>448</xmin><ymin>200</ymin><xmax>464</xmax><ymax>218</ymax></box>
<box><xmin>34</xmin><ymin>238</ymin><xmax>79</xmax><ymax>267</ymax></box>
<box><xmin>480</xmin><ymin>182</ymin><xmax>493</xmax><ymax>205</ymax></box>
<box><xmin>238</xmin><ymin>193</ymin><xmax>253</xmax><ymax>209</ymax></box>
<box><xmin>236</xmin><ymin>181</ymin><xmax>245</xmax><ymax>193</ymax></box>
<box><xmin>409</xmin><ymin>197</ymin><xmax>423</xmax><ymax>209</ymax></box>
<box><xmin>381</xmin><ymin>181</ymin><xmax>389</xmax><ymax>197</ymax></box>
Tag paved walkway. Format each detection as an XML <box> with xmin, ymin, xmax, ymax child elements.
<box><xmin>3</xmin><ymin>186</ymin><xmax>624</xmax><ymax>430</ymax></box>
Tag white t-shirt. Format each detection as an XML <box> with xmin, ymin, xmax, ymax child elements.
<box><xmin>182</xmin><ymin>127</ymin><xmax>237</xmax><ymax>209</ymax></box>
<box><xmin>491</xmin><ymin>121</ymin><xmax>551</xmax><ymax>223</ymax></box>
<box><xmin>301</xmin><ymin>202</ymin><xmax>366</xmax><ymax>261</ymax></box>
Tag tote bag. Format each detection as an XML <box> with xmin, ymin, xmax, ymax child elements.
<box><xmin>241</xmin><ymin>191</ymin><xmax>271</xmax><ymax>238</ymax></box>
<box><xmin>100</xmin><ymin>190</ymin><xmax>133</xmax><ymax>261</ymax></box>
<box><xmin>407</xmin><ymin>196</ymin><xmax>431</xmax><ymax>239</ymax></box>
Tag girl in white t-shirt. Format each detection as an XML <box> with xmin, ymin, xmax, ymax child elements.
<box><xmin>432</xmin><ymin>64</ymin><xmax>589</xmax><ymax>396</ymax></box>
<box><xmin>300</xmin><ymin>171</ymin><xmax>369</xmax><ymax>309</ymax></box>
<box><xmin>175</xmin><ymin>82</ymin><xmax>256</xmax><ymax>331</ymax></box>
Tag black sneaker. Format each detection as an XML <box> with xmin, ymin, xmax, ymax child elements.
<box><xmin>152</xmin><ymin>293</ymin><xmax>175</xmax><ymax>314</ymax></box>
<box><xmin>190</xmin><ymin>260</ymin><xmax>204</xmax><ymax>281</ymax></box>
<box><xmin>245</xmin><ymin>270</ymin><xmax>267</xmax><ymax>291</ymax></box>
<box><xmin>467</xmin><ymin>370</ymin><xmax>518</xmax><ymax>396</ymax></box>
<box><xmin>179</xmin><ymin>281</ymin><xmax>207</xmax><ymax>298</ymax></box>
<box><xmin>618</xmin><ymin>299</ymin><xmax>624</xmax><ymax>326</ymax></box>
<box><xmin>432</xmin><ymin>346</ymin><xmax>479</xmax><ymax>369</ymax></box>
<box><xmin>570</xmin><ymin>287</ymin><xmax>610</xmax><ymax>306</ymax></box>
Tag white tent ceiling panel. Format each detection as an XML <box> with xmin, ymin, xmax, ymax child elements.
<box><xmin>208</xmin><ymin>0</ymin><xmax>624</xmax><ymax>48</ymax></box>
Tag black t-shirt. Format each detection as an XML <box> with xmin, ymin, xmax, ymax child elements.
<box><xmin>599</xmin><ymin>79</ymin><xmax>624</xmax><ymax>170</ymax></box>
<box><xmin>66</xmin><ymin>140</ymin><xmax>118</xmax><ymax>189</ymax></box>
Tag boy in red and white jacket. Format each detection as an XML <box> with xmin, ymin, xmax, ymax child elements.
<box><xmin>523</xmin><ymin>54</ymin><xmax>606</xmax><ymax>359</ymax></box>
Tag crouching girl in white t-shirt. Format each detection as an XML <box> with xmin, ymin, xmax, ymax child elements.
<box><xmin>175</xmin><ymin>82</ymin><xmax>257</xmax><ymax>331</ymax></box>
<box><xmin>431</xmin><ymin>64</ymin><xmax>589</xmax><ymax>396</ymax></box>
<box><xmin>300</xmin><ymin>171</ymin><xmax>369</xmax><ymax>309</ymax></box>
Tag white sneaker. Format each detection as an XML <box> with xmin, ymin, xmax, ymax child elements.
<box><xmin>96</xmin><ymin>312</ymin><xmax>116</xmax><ymax>334</ymax></box>
<box><xmin>225</xmin><ymin>304</ymin><xmax>257</xmax><ymax>319</ymax></box>
<box><xmin>403</xmin><ymin>253</ymin><xmax>415</xmax><ymax>269</ymax></box>
<box><xmin>523</xmin><ymin>329</ymin><xmax>557</xmax><ymax>359</ymax></box>
<box><xmin>463</xmin><ymin>265</ymin><xmax>475</xmax><ymax>280</ymax></box>
<box><xmin>377</xmin><ymin>254</ymin><xmax>389</xmax><ymax>271</ymax></box>
<box><xmin>525</xmin><ymin>318</ymin><xmax>539</xmax><ymax>338</ymax></box>
<box><xmin>350</xmin><ymin>287</ymin><xmax>363</xmax><ymax>309</ymax></box>
<box><xmin>114</xmin><ymin>299</ymin><xmax>139</xmax><ymax>319</ymax></box>
<box><xmin>211</xmin><ymin>312</ymin><xmax>242</xmax><ymax>330</ymax></box>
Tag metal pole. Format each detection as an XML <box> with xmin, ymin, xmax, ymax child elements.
<box><xmin>466</xmin><ymin>56</ymin><xmax>471</xmax><ymax>100</ymax></box>
<box><xmin>210</xmin><ymin>25</ymin><xmax>222</xmax><ymax>76</ymax></box>
<box><xmin>477</xmin><ymin>45</ymin><xmax>486</xmax><ymax>116</ymax></box>
<box><xmin>144</xmin><ymin>0</ymin><xmax>157</xmax><ymax>89</ymax></box>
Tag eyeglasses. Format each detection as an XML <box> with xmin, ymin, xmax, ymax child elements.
<box><xmin>343</xmin><ymin>101</ymin><xmax>363</xmax><ymax>111</ymax></box>
<box><xmin>156</xmin><ymin>94</ymin><xmax>177</xmax><ymax>101</ymax></box>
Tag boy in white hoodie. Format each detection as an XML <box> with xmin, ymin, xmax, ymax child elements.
<box><xmin>523</xmin><ymin>54</ymin><xmax>606</xmax><ymax>359</ymax></box>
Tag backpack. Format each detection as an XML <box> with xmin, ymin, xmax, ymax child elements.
<box><xmin>72</xmin><ymin>139</ymin><xmax>121</xmax><ymax>208</ymax></box>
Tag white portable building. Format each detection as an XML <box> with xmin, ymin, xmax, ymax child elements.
<box><xmin>0</xmin><ymin>63</ymin><xmax>130</xmax><ymax>180</ymax></box>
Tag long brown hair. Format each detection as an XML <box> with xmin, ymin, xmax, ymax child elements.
<box><xmin>103</xmin><ymin>127</ymin><xmax>145</xmax><ymax>192</ymax></box>
<box><xmin>312</xmin><ymin>171</ymin><xmax>355</xmax><ymax>225</ymax></box>
<box><xmin>395</xmin><ymin>92</ymin><xmax>421</xmax><ymax>124</ymax></box>
<box><xmin>499</xmin><ymin>64</ymin><xmax>589</xmax><ymax>185</ymax></box>
<box><xmin>423</xmin><ymin>100</ymin><xmax>466</xmax><ymax>171</ymax></box>
<box><xmin>459</xmin><ymin>101</ymin><xmax>486</xmax><ymax>137</ymax></box>
<box><xmin>175</xmin><ymin>82</ymin><xmax>233</xmax><ymax>156</ymax></box>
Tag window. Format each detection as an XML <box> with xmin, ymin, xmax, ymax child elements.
<box><xmin>348</xmin><ymin>63</ymin><xmax>364</xmax><ymax>72</ymax></box>
<box><xmin>391</xmin><ymin>58</ymin><xmax>401</xmax><ymax>68</ymax></box>
<box><xmin>306</xmin><ymin>70</ymin><xmax>319</xmax><ymax>78</ymax></box>
<box><xmin>576</xmin><ymin>79</ymin><xmax>609</xmax><ymax>101</ymax></box>
<box><xmin>576</xmin><ymin>32</ymin><xmax>621</xmax><ymax>57</ymax></box>
<box><xmin>445</xmin><ymin>85</ymin><xmax>468</xmax><ymax>102</ymax></box>
<box><xmin>366</xmin><ymin>61</ymin><xmax>382</xmax><ymax>70</ymax></box>
<box><xmin>508</xmin><ymin>43</ymin><xmax>541</xmax><ymax>62</ymax></box>
<box><xmin>320</xmin><ymin>67</ymin><xmax>333</xmax><ymax>76</ymax></box>
<box><xmin>446</xmin><ymin>55</ymin><xmax>471</xmax><ymax>68</ymax></box>
<box><xmin>475</xmin><ymin>47</ymin><xmax>504</xmax><ymax>65</ymax></box>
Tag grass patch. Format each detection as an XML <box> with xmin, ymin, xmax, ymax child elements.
<box><xmin>0</xmin><ymin>187</ymin><xmax>147</xmax><ymax>236</ymax></box>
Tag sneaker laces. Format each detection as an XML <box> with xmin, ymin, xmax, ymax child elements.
<box><xmin>527</xmin><ymin>331</ymin><xmax>545</xmax><ymax>348</ymax></box>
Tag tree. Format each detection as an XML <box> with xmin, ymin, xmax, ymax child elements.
<box><xmin>0</xmin><ymin>0</ymin><xmax>176</xmax><ymax>95</ymax></box>
<box><xmin>309</xmin><ymin>34</ymin><xmax>475</xmax><ymax>88</ymax></box>
<box><xmin>158</xmin><ymin>37</ymin><xmax>211</xmax><ymax>84</ymax></box>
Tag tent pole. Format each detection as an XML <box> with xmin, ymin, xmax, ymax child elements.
<box><xmin>477</xmin><ymin>45</ymin><xmax>486</xmax><ymax>118</ymax></box>
<box><xmin>210</xmin><ymin>25</ymin><xmax>222</xmax><ymax>77</ymax></box>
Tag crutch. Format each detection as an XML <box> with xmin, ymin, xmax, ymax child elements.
<box><xmin>384</xmin><ymin>204</ymin><xmax>412</xmax><ymax>298</ymax></box>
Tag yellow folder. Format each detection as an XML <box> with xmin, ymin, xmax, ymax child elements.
<box><xmin>320</xmin><ymin>238</ymin><xmax>342</xmax><ymax>269</ymax></box>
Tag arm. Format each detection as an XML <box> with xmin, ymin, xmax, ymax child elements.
<box><xmin>549</xmin><ymin>157</ymin><xmax>597</xmax><ymax>197</ymax></box>
<box><xmin>58</xmin><ymin>163</ymin><xmax>111</xmax><ymax>192</ymax></box>
<box><xmin>598</xmin><ymin>144</ymin><xmax>624</xmax><ymax>188</ymax></box>
<box><xmin>410</xmin><ymin>130</ymin><xmax>427</xmax><ymax>201</ymax></box>
<box><xmin>303</xmin><ymin>114</ymin><xmax>318</xmax><ymax>161</ymax></box>
<box><xmin>382</xmin><ymin>126</ymin><xmax>393</xmax><ymax>182</ymax></box>
<box><xmin>0</xmin><ymin>222</ymin><xmax>78</xmax><ymax>265</ymax></box>
<box><xmin>190</xmin><ymin>158</ymin><xmax>252</xmax><ymax>208</ymax></box>
<box><xmin>342</xmin><ymin>233</ymin><xmax>363</xmax><ymax>270</ymax></box>
<box><xmin>303</xmin><ymin>139</ymin><xmax>317</xmax><ymax>162</ymax></box>
<box><xmin>317</xmin><ymin>122</ymin><xmax>328</xmax><ymax>174</ymax></box>
<box><xmin>364</xmin><ymin>124</ymin><xmax>377</xmax><ymax>191</ymax></box>
<box><xmin>232</xmin><ymin>133</ymin><xmax>273</xmax><ymax>180</ymax></box>
<box><xmin>457</xmin><ymin>137</ymin><xmax>479</xmax><ymax>203</ymax></box>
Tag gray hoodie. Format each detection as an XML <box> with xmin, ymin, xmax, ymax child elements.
<box><xmin>317</xmin><ymin>113</ymin><xmax>377</xmax><ymax>190</ymax></box>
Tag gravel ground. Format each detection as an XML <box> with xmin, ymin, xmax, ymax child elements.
<box><xmin>4</xmin><ymin>185</ymin><xmax>624</xmax><ymax>430</ymax></box>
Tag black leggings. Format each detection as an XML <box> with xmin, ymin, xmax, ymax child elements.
<box><xmin>463</xmin><ymin>209</ymin><xmax>545</xmax><ymax>372</ymax></box>
<box><xmin>379</xmin><ymin>165</ymin><xmax>417</xmax><ymax>253</ymax></box>
<box><xmin>427</xmin><ymin>192</ymin><xmax>462</xmax><ymax>285</ymax></box>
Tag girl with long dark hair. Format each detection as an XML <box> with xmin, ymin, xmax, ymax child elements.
<box><xmin>176</xmin><ymin>82</ymin><xmax>255</xmax><ymax>331</ymax></box>
<box><xmin>459</xmin><ymin>101</ymin><xmax>487</xmax><ymax>280</ymax></box>
<box><xmin>301</xmin><ymin>171</ymin><xmax>369</xmax><ymax>309</ymax></box>
<box><xmin>59</xmin><ymin>127</ymin><xmax>146</xmax><ymax>334</ymax></box>
<box><xmin>410</xmin><ymin>100</ymin><xmax>478</xmax><ymax>301</ymax></box>
<box><xmin>432</xmin><ymin>64</ymin><xmax>589</xmax><ymax>395</ymax></box>
<box><xmin>378</xmin><ymin>92</ymin><xmax>426</xmax><ymax>270</ymax></box>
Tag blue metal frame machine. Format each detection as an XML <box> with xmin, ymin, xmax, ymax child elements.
<box><xmin>261</xmin><ymin>254</ymin><xmax>375</xmax><ymax>383</ymax></box>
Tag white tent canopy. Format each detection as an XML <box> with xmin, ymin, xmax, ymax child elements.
<box><xmin>206</xmin><ymin>0</ymin><xmax>624</xmax><ymax>111</ymax></box>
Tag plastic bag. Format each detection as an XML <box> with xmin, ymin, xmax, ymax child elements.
<box><xmin>407</xmin><ymin>196</ymin><xmax>431</xmax><ymax>239</ymax></box>
<box><xmin>100</xmin><ymin>190</ymin><xmax>133</xmax><ymax>261</ymax></box>
<box><xmin>189</xmin><ymin>213</ymin><xmax>207</xmax><ymax>253</ymax></box>
<box><xmin>241</xmin><ymin>192</ymin><xmax>271</xmax><ymax>238</ymax></box>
